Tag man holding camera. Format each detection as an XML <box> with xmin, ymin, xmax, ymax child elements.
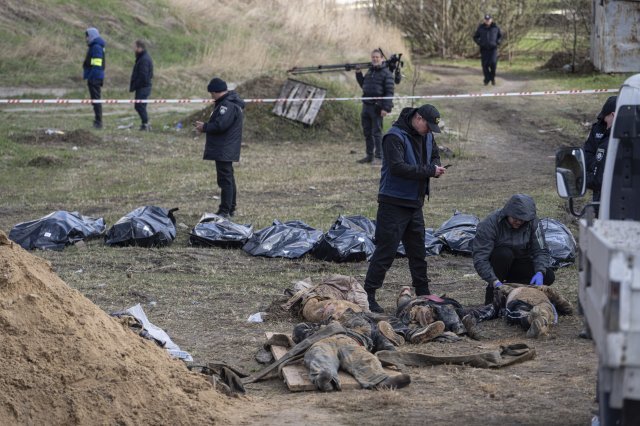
<box><xmin>355</xmin><ymin>49</ymin><xmax>395</xmax><ymax>164</ymax></box>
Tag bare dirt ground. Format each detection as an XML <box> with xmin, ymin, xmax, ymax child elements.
<box><xmin>0</xmin><ymin>63</ymin><xmax>606</xmax><ymax>425</ymax></box>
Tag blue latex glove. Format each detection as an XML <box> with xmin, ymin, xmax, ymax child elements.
<box><xmin>530</xmin><ymin>272</ymin><xmax>544</xmax><ymax>286</ymax></box>
<box><xmin>493</xmin><ymin>280</ymin><xmax>503</xmax><ymax>288</ymax></box>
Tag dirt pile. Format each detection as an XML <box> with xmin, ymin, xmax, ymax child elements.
<box><xmin>184</xmin><ymin>75</ymin><xmax>361</xmax><ymax>143</ymax></box>
<box><xmin>0</xmin><ymin>230</ymin><xmax>232</xmax><ymax>425</ymax></box>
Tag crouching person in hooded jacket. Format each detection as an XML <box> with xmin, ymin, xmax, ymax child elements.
<box><xmin>472</xmin><ymin>194</ymin><xmax>555</xmax><ymax>305</ymax></box>
<box><xmin>196</xmin><ymin>78</ymin><xmax>245</xmax><ymax>218</ymax></box>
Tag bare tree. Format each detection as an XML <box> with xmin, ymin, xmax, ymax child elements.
<box><xmin>559</xmin><ymin>0</ymin><xmax>591</xmax><ymax>72</ymax></box>
<box><xmin>371</xmin><ymin>0</ymin><xmax>540</xmax><ymax>58</ymax></box>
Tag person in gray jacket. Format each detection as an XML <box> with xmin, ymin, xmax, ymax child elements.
<box><xmin>472</xmin><ymin>194</ymin><xmax>555</xmax><ymax>305</ymax></box>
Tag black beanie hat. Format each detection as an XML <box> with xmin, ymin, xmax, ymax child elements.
<box><xmin>207</xmin><ymin>78</ymin><xmax>227</xmax><ymax>93</ymax></box>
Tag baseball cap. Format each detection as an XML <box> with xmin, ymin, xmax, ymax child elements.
<box><xmin>597</xmin><ymin>96</ymin><xmax>617</xmax><ymax>120</ymax></box>
<box><xmin>416</xmin><ymin>104</ymin><xmax>442</xmax><ymax>133</ymax></box>
<box><xmin>484</xmin><ymin>14</ymin><xmax>492</xmax><ymax>20</ymax></box>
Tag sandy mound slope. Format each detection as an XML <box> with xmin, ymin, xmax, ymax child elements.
<box><xmin>0</xmin><ymin>231</ymin><xmax>231</xmax><ymax>425</ymax></box>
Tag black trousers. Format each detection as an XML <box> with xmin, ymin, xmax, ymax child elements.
<box><xmin>88</xmin><ymin>79</ymin><xmax>103</xmax><ymax>124</ymax></box>
<box><xmin>480</xmin><ymin>49</ymin><xmax>498</xmax><ymax>84</ymax></box>
<box><xmin>484</xmin><ymin>246</ymin><xmax>556</xmax><ymax>304</ymax></box>
<box><xmin>215</xmin><ymin>161</ymin><xmax>237</xmax><ymax>215</ymax></box>
<box><xmin>361</xmin><ymin>103</ymin><xmax>383</xmax><ymax>159</ymax></box>
<box><xmin>134</xmin><ymin>87</ymin><xmax>151</xmax><ymax>125</ymax></box>
<box><xmin>365</xmin><ymin>202</ymin><xmax>429</xmax><ymax>295</ymax></box>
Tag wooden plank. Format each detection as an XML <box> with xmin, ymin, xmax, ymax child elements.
<box><xmin>265</xmin><ymin>332</ymin><xmax>398</xmax><ymax>392</ymax></box>
<box><xmin>272</xmin><ymin>79</ymin><xmax>327</xmax><ymax>125</ymax></box>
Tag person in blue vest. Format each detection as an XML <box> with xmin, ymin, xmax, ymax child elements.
<box><xmin>83</xmin><ymin>27</ymin><xmax>106</xmax><ymax>129</ymax></box>
<box><xmin>364</xmin><ymin>104</ymin><xmax>447</xmax><ymax>313</ymax></box>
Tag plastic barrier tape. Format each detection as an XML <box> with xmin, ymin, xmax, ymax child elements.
<box><xmin>0</xmin><ymin>88</ymin><xmax>619</xmax><ymax>105</ymax></box>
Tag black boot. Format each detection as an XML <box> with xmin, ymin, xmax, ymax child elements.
<box><xmin>415</xmin><ymin>286</ymin><xmax>431</xmax><ymax>296</ymax></box>
<box><xmin>484</xmin><ymin>284</ymin><xmax>494</xmax><ymax>305</ymax></box>
<box><xmin>367</xmin><ymin>291</ymin><xmax>384</xmax><ymax>313</ymax></box>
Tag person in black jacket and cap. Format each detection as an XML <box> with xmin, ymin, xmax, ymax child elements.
<box><xmin>195</xmin><ymin>78</ymin><xmax>245</xmax><ymax>218</ymax></box>
<box><xmin>355</xmin><ymin>49</ymin><xmax>395</xmax><ymax>164</ymax></box>
<box><xmin>472</xmin><ymin>194</ymin><xmax>555</xmax><ymax>305</ymax></box>
<box><xmin>583</xmin><ymin>96</ymin><xmax>617</xmax><ymax>208</ymax></box>
<box><xmin>473</xmin><ymin>14</ymin><xmax>502</xmax><ymax>86</ymax></box>
<box><xmin>363</xmin><ymin>104</ymin><xmax>447</xmax><ymax>313</ymax></box>
<box><xmin>129</xmin><ymin>40</ymin><xmax>154</xmax><ymax>131</ymax></box>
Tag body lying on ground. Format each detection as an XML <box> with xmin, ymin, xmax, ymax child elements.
<box><xmin>495</xmin><ymin>284</ymin><xmax>573</xmax><ymax>338</ymax></box>
<box><xmin>383</xmin><ymin>286</ymin><xmax>497</xmax><ymax>344</ymax></box>
<box><xmin>292</xmin><ymin>312</ymin><xmax>411</xmax><ymax>392</ymax></box>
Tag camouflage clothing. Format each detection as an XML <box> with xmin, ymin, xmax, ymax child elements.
<box><xmin>499</xmin><ymin>285</ymin><xmax>573</xmax><ymax>338</ymax></box>
<box><xmin>305</xmin><ymin>335</ymin><xmax>388</xmax><ymax>391</ymax></box>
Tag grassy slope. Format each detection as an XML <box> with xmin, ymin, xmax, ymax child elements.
<box><xmin>0</xmin><ymin>0</ymin><xmax>405</xmax><ymax>98</ymax></box>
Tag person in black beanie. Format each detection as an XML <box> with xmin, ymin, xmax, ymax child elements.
<box><xmin>195</xmin><ymin>78</ymin><xmax>245</xmax><ymax>218</ymax></box>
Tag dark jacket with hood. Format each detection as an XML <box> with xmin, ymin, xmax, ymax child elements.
<box><xmin>356</xmin><ymin>64</ymin><xmax>395</xmax><ymax>112</ymax></box>
<box><xmin>378</xmin><ymin>107</ymin><xmax>441</xmax><ymax>208</ymax></box>
<box><xmin>203</xmin><ymin>91</ymin><xmax>245</xmax><ymax>162</ymax></box>
<box><xmin>583</xmin><ymin>120</ymin><xmax>610</xmax><ymax>202</ymax></box>
<box><xmin>473</xmin><ymin>23</ymin><xmax>502</xmax><ymax>51</ymax></box>
<box><xmin>130</xmin><ymin>50</ymin><xmax>154</xmax><ymax>92</ymax></box>
<box><xmin>83</xmin><ymin>28</ymin><xmax>106</xmax><ymax>81</ymax></box>
<box><xmin>472</xmin><ymin>194</ymin><xmax>551</xmax><ymax>284</ymax></box>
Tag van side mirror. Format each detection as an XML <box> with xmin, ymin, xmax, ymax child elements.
<box><xmin>555</xmin><ymin>147</ymin><xmax>586</xmax><ymax>199</ymax></box>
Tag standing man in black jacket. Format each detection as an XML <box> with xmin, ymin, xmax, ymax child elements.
<box><xmin>355</xmin><ymin>49</ymin><xmax>395</xmax><ymax>164</ymax></box>
<box><xmin>364</xmin><ymin>104</ymin><xmax>447</xmax><ymax>313</ymax></box>
<box><xmin>195</xmin><ymin>78</ymin><xmax>245</xmax><ymax>218</ymax></box>
<box><xmin>129</xmin><ymin>40</ymin><xmax>154</xmax><ymax>131</ymax></box>
<box><xmin>473</xmin><ymin>14</ymin><xmax>502</xmax><ymax>86</ymax></box>
<box><xmin>583</xmin><ymin>96</ymin><xmax>617</xmax><ymax>206</ymax></box>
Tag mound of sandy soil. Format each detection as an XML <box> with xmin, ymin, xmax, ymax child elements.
<box><xmin>0</xmin><ymin>230</ymin><xmax>231</xmax><ymax>425</ymax></box>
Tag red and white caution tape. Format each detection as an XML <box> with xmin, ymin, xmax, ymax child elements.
<box><xmin>0</xmin><ymin>88</ymin><xmax>619</xmax><ymax>105</ymax></box>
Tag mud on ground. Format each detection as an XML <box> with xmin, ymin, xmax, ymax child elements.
<box><xmin>0</xmin><ymin>64</ymin><xmax>612</xmax><ymax>425</ymax></box>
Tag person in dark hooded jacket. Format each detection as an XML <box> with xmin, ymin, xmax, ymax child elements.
<box><xmin>583</xmin><ymin>96</ymin><xmax>617</xmax><ymax>206</ymax></box>
<box><xmin>83</xmin><ymin>27</ymin><xmax>106</xmax><ymax>129</ymax></box>
<box><xmin>195</xmin><ymin>78</ymin><xmax>245</xmax><ymax>218</ymax></box>
<box><xmin>129</xmin><ymin>40</ymin><xmax>154</xmax><ymax>131</ymax></box>
<box><xmin>355</xmin><ymin>49</ymin><xmax>395</xmax><ymax>163</ymax></box>
<box><xmin>473</xmin><ymin>14</ymin><xmax>502</xmax><ymax>86</ymax></box>
<box><xmin>472</xmin><ymin>194</ymin><xmax>555</xmax><ymax>305</ymax></box>
<box><xmin>363</xmin><ymin>104</ymin><xmax>447</xmax><ymax>313</ymax></box>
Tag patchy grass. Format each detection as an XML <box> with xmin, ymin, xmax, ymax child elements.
<box><xmin>0</xmin><ymin>62</ymin><xmax>602</xmax><ymax>424</ymax></box>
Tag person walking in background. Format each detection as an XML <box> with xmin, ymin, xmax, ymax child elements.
<box><xmin>129</xmin><ymin>40</ymin><xmax>154</xmax><ymax>131</ymax></box>
<box><xmin>364</xmin><ymin>104</ymin><xmax>447</xmax><ymax>313</ymax></box>
<box><xmin>83</xmin><ymin>27</ymin><xmax>106</xmax><ymax>129</ymax></box>
<box><xmin>355</xmin><ymin>49</ymin><xmax>395</xmax><ymax>164</ymax></box>
<box><xmin>473</xmin><ymin>14</ymin><xmax>502</xmax><ymax>86</ymax></box>
<box><xmin>195</xmin><ymin>78</ymin><xmax>245</xmax><ymax>218</ymax></box>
